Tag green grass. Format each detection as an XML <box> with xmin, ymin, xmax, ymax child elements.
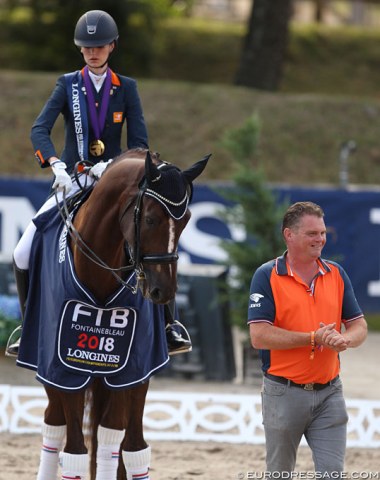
<box><xmin>2</xmin><ymin>69</ymin><xmax>380</xmax><ymax>186</ymax></box>
<box><xmin>3</xmin><ymin>19</ymin><xmax>380</xmax><ymax>183</ymax></box>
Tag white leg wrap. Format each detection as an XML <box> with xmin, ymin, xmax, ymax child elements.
<box><xmin>95</xmin><ymin>425</ymin><xmax>125</xmax><ymax>480</ymax></box>
<box><xmin>59</xmin><ymin>452</ymin><xmax>88</xmax><ymax>480</ymax></box>
<box><xmin>122</xmin><ymin>446</ymin><xmax>151</xmax><ymax>480</ymax></box>
<box><xmin>37</xmin><ymin>423</ymin><xmax>66</xmax><ymax>480</ymax></box>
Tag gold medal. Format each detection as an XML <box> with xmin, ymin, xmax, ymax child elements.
<box><xmin>89</xmin><ymin>139</ymin><xmax>105</xmax><ymax>157</ymax></box>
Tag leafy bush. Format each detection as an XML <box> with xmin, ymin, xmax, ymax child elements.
<box><xmin>0</xmin><ymin>295</ymin><xmax>20</xmax><ymax>347</ymax></box>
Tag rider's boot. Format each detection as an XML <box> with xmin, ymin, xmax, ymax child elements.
<box><xmin>5</xmin><ymin>260</ymin><xmax>29</xmax><ymax>357</ymax></box>
<box><xmin>164</xmin><ymin>300</ymin><xmax>192</xmax><ymax>356</ymax></box>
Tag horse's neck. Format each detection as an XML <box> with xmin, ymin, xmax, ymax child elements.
<box><xmin>72</xmin><ymin>191</ymin><xmax>126</xmax><ymax>301</ymax></box>
<box><xmin>71</xmin><ymin>159</ymin><xmax>144</xmax><ymax>301</ymax></box>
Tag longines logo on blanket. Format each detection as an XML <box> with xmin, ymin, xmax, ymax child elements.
<box><xmin>58</xmin><ymin>300</ymin><xmax>137</xmax><ymax>375</ymax></box>
<box><xmin>58</xmin><ymin>218</ymin><xmax>73</xmax><ymax>264</ymax></box>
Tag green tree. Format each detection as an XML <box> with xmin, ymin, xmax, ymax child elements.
<box><xmin>235</xmin><ymin>0</ymin><xmax>293</xmax><ymax>90</ymax></box>
<box><xmin>219</xmin><ymin>114</ymin><xmax>288</xmax><ymax>329</ymax></box>
<box><xmin>0</xmin><ymin>0</ymin><xmax>173</xmax><ymax>74</ymax></box>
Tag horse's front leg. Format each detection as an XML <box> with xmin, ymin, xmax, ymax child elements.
<box><xmin>59</xmin><ymin>389</ymin><xmax>88</xmax><ymax>480</ymax></box>
<box><xmin>89</xmin><ymin>388</ymin><xmax>129</xmax><ymax>480</ymax></box>
<box><xmin>36</xmin><ymin>387</ymin><xmax>67</xmax><ymax>480</ymax></box>
<box><xmin>118</xmin><ymin>382</ymin><xmax>151</xmax><ymax>480</ymax></box>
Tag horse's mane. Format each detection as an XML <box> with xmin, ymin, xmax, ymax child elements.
<box><xmin>110</xmin><ymin>148</ymin><xmax>161</xmax><ymax>167</ymax></box>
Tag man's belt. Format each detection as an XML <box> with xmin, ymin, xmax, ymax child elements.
<box><xmin>264</xmin><ymin>373</ymin><xmax>339</xmax><ymax>391</ymax></box>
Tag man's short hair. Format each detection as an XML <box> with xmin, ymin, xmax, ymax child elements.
<box><xmin>282</xmin><ymin>201</ymin><xmax>324</xmax><ymax>234</ymax></box>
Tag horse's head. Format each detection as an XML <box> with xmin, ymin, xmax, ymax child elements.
<box><xmin>120</xmin><ymin>150</ymin><xmax>210</xmax><ymax>303</ymax></box>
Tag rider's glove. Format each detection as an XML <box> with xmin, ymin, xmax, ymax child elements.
<box><xmin>89</xmin><ymin>159</ymin><xmax>113</xmax><ymax>180</ymax></box>
<box><xmin>51</xmin><ymin>160</ymin><xmax>72</xmax><ymax>193</ymax></box>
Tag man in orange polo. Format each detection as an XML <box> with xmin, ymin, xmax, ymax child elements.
<box><xmin>248</xmin><ymin>201</ymin><xmax>367</xmax><ymax>475</ymax></box>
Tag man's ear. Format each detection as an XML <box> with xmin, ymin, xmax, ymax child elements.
<box><xmin>283</xmin><ymin>227</ymin><xmax>292</xmax><ymax>243</ymax></box>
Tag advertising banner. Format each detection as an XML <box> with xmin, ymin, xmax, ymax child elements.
<box><xmin>1</xmin><ymin>178</ymin><xmax>380</xmax><ymax>312</ymax></box>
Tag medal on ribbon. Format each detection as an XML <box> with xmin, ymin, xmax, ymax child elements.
<box><xmin>89</xmin><ymin>139</ymin><xmax>105</xmax><ymax>156</ymax></box>
<box><xmin>83</xmin><ymin>66</ymin><xmax>112</xmax><ymax>157</ymax></box>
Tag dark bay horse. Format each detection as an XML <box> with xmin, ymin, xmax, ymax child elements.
<box><xmin>29</xmin><ymin>149</ymin><xmax>209</xmax><ymax>479</ymax></box>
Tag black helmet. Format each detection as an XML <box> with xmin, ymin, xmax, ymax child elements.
<box><xmin>74</xmin><ymin>10</ymin><xmax>119</xmax><ymax>48</ymax></box>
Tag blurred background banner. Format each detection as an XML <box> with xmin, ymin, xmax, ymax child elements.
<box><xmin>1</xmin><ymin>177</ymin><xmax>380</xmax><ymax>312</ymax></box>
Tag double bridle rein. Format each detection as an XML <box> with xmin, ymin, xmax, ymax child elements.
<box><xmin>55</xmin><ymin>176</ymin><xmax>180</xmax><ymax>294</ymax></box>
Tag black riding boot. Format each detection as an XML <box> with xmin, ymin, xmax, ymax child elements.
<box><xmin>6</xmin><ymin>261</ymin><xmax>29</xmax><ymax>357</ymax></box>
<box><xmin>164</xmin><ymin>299</ymin><xmax>192</xmax><ymax>356</ymax></box>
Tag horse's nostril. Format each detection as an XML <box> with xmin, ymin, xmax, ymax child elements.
<box><xmin>150</xmin><ymin>287</ymin><xmax>162</xmax><ymax>303</ymax></box>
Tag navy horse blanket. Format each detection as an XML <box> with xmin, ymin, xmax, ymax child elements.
<box><xmin>16</xmin><ymin>205</ymin><xmax>169</xmax><ymax>391</ymax></box>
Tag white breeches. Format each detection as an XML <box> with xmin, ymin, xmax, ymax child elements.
<box><xmin>13</xmin><ymin>182</ymin><xmax>84</xmax><ymax>270</ymax></box>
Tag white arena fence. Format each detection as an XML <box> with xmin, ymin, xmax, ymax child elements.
<box><xmin>1</xmin><ymin>385</ymin><xmax>379</xmax><ymax>448</ymax></box>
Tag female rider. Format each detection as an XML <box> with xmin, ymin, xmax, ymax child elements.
<box><xmin>8</xmin><ymin>10</ymin><xmax>190</xmax><ymax>357</ymax></box>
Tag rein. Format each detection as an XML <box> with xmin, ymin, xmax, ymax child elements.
<box><xmin>55</xmin><ymin>173</ymin><xmax>180</xmax><ymax>294</ymax></box>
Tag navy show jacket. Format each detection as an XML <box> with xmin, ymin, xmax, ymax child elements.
<box><xmin>31</xmin><ymin>68</ymin><xmax>149</xmax><ymax>174</ymax></box>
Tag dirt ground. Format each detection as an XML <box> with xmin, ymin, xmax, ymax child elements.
<box><xmin>0</xmin><ymin>332</ymin><xmax>379</xmax><ymax>479</ymax></box>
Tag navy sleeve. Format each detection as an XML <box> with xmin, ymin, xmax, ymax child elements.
<box><xmin>336</xmin><ymin>263</ymin><xmax>363</xmax><ymax>322</ymax></box>
<box><xmin>247</xmin><ymin>261</ymin><xmax>276</xmax><ymax>324</ymax></box>
<box><xmin>30</xmin><ymin>76</ymin><xmax>67</xmax><ymax>167</ymax></box>
<box><xmin>123</xmin><ymin>78</ymin><xmax>149</xmax><ymax>150</ymax></box>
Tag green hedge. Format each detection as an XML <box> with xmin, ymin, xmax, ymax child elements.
<box><xmin>2</xmin><ymin>17</ymin><xmax>380</xmax><ymax>96</ymax></box>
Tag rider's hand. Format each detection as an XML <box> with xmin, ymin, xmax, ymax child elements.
<box><xmin>89</xmin><ymin>159</ymin><xmax>113</xmax><ymax>180</ymax></box>
<box><xmin>51</xmin><ymin>160</ymin><xmax>72</xmax><ymax>193</ymax></box>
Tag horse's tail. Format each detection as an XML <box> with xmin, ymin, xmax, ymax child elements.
<box><xmin>87</xmin><ymin>378</ymin><xmax>109</xmax><ymax>480</ymax></box>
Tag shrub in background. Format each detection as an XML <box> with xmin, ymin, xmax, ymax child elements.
<box><xmin>0</xmin><ymin>295</ymin><xmax>20</xmax><ymax>347</ymax></box>
<box><xmin>218</xmin><ymin>113</ymin><xmax>288</xmax><ymax>329</ymax></box>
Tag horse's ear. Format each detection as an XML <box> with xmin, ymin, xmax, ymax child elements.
<box><xmin>145</xmin><ymin>150</ymin><xmax>161</xmax><ymax>183</ymax></box>
<box><xmin>182</xmin><ymin>154</ymin><xmax>211</xmax><ymax>183</ymax></box>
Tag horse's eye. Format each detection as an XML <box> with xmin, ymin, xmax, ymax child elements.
<box><xmin>145</xmin><ymin>216</ymin><xmax>155</xmax><ymax>226</ymax></box>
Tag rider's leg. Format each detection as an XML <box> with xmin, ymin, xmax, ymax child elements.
<box><xmin>7</xmin><ymin>186</ymin><xmax>81</xmax><ymax>356</ymax></box>
<box><xmin>122</xmin><ymin>446</ymin><xmax>151</xmax><ymax>480</ymax></box>
<box><xmin>6</xmin><ymin>221</ymin><xmax>35</xmax><ymax>356</ymax></box>
<box><xmin>164</xmin><ymin>299</ymin><xmax>192</xmax><ymax>355</ymax></box>
<box><xmin>95</xmin><ymin>426</ymin><xmax>125</xmax><ymax>480</ymax></box>
<box><xmin>37</xmin><ymin>423</ymin><xmax>66</xmax><ymax>480</ymax></box>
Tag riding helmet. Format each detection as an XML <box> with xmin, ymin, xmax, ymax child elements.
<box><xmin>74</xmin><ymin>10</ymin><xmax>119</xmax><ymax>47</ymax></box>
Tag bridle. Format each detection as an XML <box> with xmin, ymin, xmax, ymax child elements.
<box><xmin>55</xmin><ymin>174</ymin><xmax>182</xmax><ymax>295</ymax></box>
<box><xmin>124</xmin><ymin>178</ymin><xmax>180</xmax><ymax>268</ymax></box>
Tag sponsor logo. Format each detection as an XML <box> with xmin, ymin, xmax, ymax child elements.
<box><xmin>58</xmin><ymin>225</ymin><xmax>68</xmax><ymax>263</ymax></box>
<box><xmin>249</xmin><ymin>292</ymin><xmax>264</xmax><ymax>308</ymax></box>
<box><xmin>59</xmin><ymin>300</ymin><xmax>136</xmax><ymax>374</ymax></box>
<box><xmin>250</xmin><ymin>293</ymin><xmax>264</xmax><ymax>303</ymax></box>
<box><xmin>113</xmin><ymin>112</ymin><xmax>123</xmax><ymax>123</ymax></box>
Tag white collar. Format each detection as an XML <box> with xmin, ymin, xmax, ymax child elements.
<box><xmin>88</xmin><ymin>70</ymin><xmax>107</xmax><ymax>92</ymax></box>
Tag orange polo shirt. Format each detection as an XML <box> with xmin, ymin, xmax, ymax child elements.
<box><xmin>247</xmin><ymin>253</ymin><xmax>363</xmax><ymax>384</ymax></box>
